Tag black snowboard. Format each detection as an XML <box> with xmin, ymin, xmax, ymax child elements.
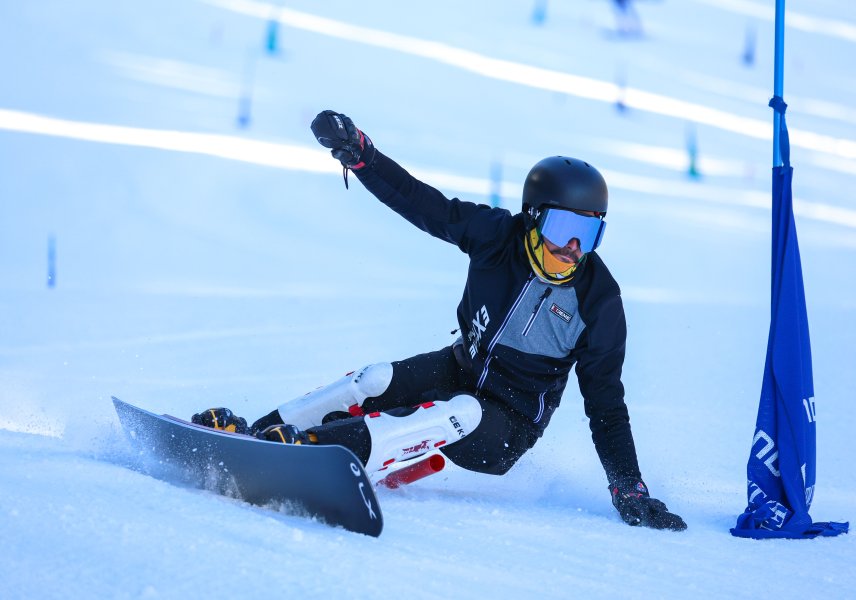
<box><xmin>112</xmin><ymin>397</ymin><xmax>383</xmax><ymax>537</ymax></box>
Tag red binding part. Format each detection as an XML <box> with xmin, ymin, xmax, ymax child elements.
<box><xmin>376</xmin><ymin>454</ymin><xmax>446</xmax><ymax>489</ymax></box>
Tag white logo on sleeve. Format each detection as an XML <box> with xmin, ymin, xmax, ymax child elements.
<box><xmin>468</xmin><ymin>305</ymin><xmax>490</xmax><ymax>358</ymax></box>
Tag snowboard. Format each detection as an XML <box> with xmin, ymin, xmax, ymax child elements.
<box><xmin>112</xmin><ymin>397</ymin><xmax>383</xmax><ymax>537</ymax></box>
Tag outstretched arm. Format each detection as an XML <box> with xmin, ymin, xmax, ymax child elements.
<box><xmin>310</xmin><ymin>110</ymin><xmax>513</xmax><ymax>255</ymax></box>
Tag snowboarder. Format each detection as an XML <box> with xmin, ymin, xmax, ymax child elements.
<box><xmin>193</xmin><ymin>110</ymin><xmax>686</xmax><ymax>531</ymax></box>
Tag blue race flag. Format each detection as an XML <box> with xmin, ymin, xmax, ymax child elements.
<box><xmin>730</xmin><ymin>97</ymin><xmax>848</xmax><ymax>539</ymax></box>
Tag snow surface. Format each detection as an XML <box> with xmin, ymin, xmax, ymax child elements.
<box><xmin>1</xmin><ymin>0</ymin><xmax>854</xmax><ymax>597</ymax></box>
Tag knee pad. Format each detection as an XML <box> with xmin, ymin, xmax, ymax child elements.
<box><xmin>350</xmin><ymin>362</ymin><xmax>394</xmax><ymax>401</ymax></box>
<box><xmin>276</xmin><ymin>363</ymin><xmax>393</xmax><ymax>430</ymax></box>
<box><xmin>363</xmin><ymin>394</ymin><xmax>483</xmax><ymax>474</ymax></box>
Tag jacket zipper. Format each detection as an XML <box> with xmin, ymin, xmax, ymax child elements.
<box><xmin>476</xmin><ymin>275</ymin><xmax>535</xmax><ymax>392</ymax></box>
<box><xmin>522</xmin><ymin>287</ymin><xmax>552</xmax><ymax>336</ymax></box>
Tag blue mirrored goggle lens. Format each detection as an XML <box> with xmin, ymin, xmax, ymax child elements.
<box><xmin>538</xmin><ymin>209</ymin><xmax>606</xmax><ymax>252</ymax></box>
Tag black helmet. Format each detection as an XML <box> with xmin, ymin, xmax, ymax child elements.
<box><xmin>522</xmin><ymin>156</ymin><xmax>608</xmax><ymax>222</ymax></box>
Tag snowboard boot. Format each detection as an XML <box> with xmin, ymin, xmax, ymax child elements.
<box><xmin>275</xmin><ymin>363</ymin><xmax>394</xmax><ymax>430</ymax></box>
<box><xmin>257</xmin><ymin>423</ymin><xmax>318</xmax><ymax>445</ymax></box>
<box><xmin>362</xmin><ymin>394</ymin><xmax>483</xmax><ymax>473</ymax></box>
<box><xmin>191</xmin><ymin>407</ymin><xmax>249</xmax><ymax>434</ymax></box>
<box><xmin>257</xmin><ymin>395</ymin><xmax>483</xmax><ymax>475</ymax></box>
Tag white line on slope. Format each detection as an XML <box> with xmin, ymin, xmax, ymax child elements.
<box><xmin>0</xmin><ymin>107</ymin><xmax>337</xmax><ymax>173</ymax></box>
<box><xmin>204</xmin><ymin>0</ymin><xmax>856</xmax><ymax>162</ymax></box>
<box><xmin>688</xmin><ymin>0</ymin><xmax>856</xmax><ymax>44</ymax></box>
<box><xmin>2</xmin><ymin>107</ymin><xmax>855</xmax><ymax>228</ymax></box>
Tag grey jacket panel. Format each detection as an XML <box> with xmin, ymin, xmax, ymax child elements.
<box><xmin>496</xmin><ymin>277</ymin><xmax>587</xmax><ymax>359</ymax></box>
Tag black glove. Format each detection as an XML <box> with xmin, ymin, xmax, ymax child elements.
<box><xmin>310</xmin><ymin>110</ymin><xmax>376</xmax><ymax>169</ymax></box>
<box><xmin>191</xmin><ymin>407</ymin><xmax>249</xmax><ymax>435</ymax></box>
<box><xmin>610</xmin><ymin>478</ymin><xmax>687</xmax><ymax>531</ymax></box>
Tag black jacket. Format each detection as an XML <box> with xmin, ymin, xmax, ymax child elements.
<box><xmin>355</xmin><ymin>151</ymin><xmax>641</xmax><ymax>483</ymax></box>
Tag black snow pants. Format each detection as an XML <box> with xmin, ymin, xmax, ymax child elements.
<box><xmin>312</xmin><ymin>346</ymin><xmax>540</xmax><ymax>475</ymax></box>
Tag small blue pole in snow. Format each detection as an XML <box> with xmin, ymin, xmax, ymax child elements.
<box><xmin>741</xmin><ymin>22</ymin><xmax>757</xmax><ymax>67</ymax></box>
<box><xmin>489</xmin><ymin>161</ymin><xmax>502</xmax><ymax>208</ymax></box>
<box><xmin>237</xmin><ymin>95</ymin><xmax>252</xmax><ymax>128</ymax></box>
<box><xmin>265</xmin><ymin>18</ymin><xmax>280</xmax><ymax>55</ymax></box>
<box><xmin>772</xmin><ymin>0</ymin><xmax>786</xmax><ymax>167</ymax></box>
<box><xmin>237</xmin><ymin>48</ymin><xmax>257</xmax><ymax>129</ymax></box>
<box><xmin>531</xmin><ymin>0</ymin><xmax>547</xmax><ymax>26</ymax></box>
<box><xmin>615</xmin><ymin>66</ymin><xmax>627</xmax><ymax>113</ymax></box>
<box><xmin>266</xmin><ymin>3</ymin><xmax>287</xmax><ymax>56</ymax></box>
<box><xmin>686</xmin><ymin>123</ymin><xmax>700</xmax><ymax>179</ymax></box>
<box><xmin>47</xmin><ymin>234</ymin><xmax>56</xmax><ymax>289</ymax></box>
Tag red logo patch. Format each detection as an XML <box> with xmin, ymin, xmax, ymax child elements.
<box><xmin>402</xmin><ymin>440</ymin><xmax>430</xmax><ymax>456</ymax></box>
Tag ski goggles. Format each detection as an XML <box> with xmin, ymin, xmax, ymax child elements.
<box><xmin>537</xmin><ymin>208</ymin><xmax>606</xmax><ymax>252</ymax></box>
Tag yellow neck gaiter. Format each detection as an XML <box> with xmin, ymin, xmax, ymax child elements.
<box><xmin>525</xmin><ymin>228</ymin><xmax>578</xmax><ymax>283</ymax></box>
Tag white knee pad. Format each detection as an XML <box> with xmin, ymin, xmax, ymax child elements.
<box><xmin>363</xmin><ymin>394</ymin><xmax>483</xmax><ymax>474</ymax></box>
<box><xmin>277</xmin><ymin>363</ymin><xmax>393</xmax><ymax>430</ymax></box>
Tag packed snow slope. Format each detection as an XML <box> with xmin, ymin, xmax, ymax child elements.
<box><xmin>1</xmin><ymin>0</ymin><xmax>854</xmax><ymax>598</ymax></box>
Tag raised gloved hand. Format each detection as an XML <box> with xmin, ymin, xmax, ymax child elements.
<box><xmin>310</xmin><ymin>110</ymin><xmax>376</xmax><ymax>170</ymax></box>
<box><xmin>610</xmin><ymin>478</ymin><xmax>687</xmax><ymax>531</ymax></box>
